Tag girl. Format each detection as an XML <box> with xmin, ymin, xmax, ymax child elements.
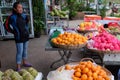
<box><xmin>4</xmin><ymin>2</ymin><xmax>32</xmax><ymax>71</ymax></box>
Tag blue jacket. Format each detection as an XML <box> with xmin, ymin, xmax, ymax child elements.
<box><xmin>4</xmin><ymin>13</ymin><xmax>29</xmax><ymax>43</ymax></box>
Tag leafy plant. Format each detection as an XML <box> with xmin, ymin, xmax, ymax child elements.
<box><xmin>100</xmin><ymin>6</ymin><xmax>107</xmax><ymax>18</ymax></box>
<box><xmin>34</xmin><ymin>18</ymin><xmax>45</xmax><ymax>33</ymax></box>
<box><xmin>63</xmin><ymin>0</ymin><xmax>79</xmax><ymax>19</ymax></box>
<box><xmin>32</xmin><ymin>0</ymin><xmax>45</xmax><ymax>35</ymax></box>
<box><xmin>32</xmin><ymin>0</ymin><xmax>45</xmax><ymax>25</ymax></box>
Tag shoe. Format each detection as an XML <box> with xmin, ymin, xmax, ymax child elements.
<box><xmin>16</xmin><ymin>68</ymin><xmax>21</xmax><ymax>71</ymax></box>
<box><xmin>23</xmin><ymin>63</ymin><xmax>32</xmax><ymax>67</ymax></box>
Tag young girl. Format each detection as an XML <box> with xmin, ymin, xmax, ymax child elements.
<box><xmin>4</xmin><ymin>2</ymin><xmax>32</xmax><ymax>71</ymax></box>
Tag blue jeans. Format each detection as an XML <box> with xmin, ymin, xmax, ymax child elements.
<box><xmin>16</xmin><ymin>41</ymin><xmax>28</xmax><ymax>64</ymax></box>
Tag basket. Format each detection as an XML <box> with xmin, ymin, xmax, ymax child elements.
<box><xmin>77</xmin><ymin>29</ymin><xmax>98</xmax><ymax>33</ymax></box>
<box><xmin>88</xmin><ymin>48</ymin><xmax>120</xmax><ymax>54</ymax></box>
<box><xmin>53</xmin><ymin>42</ymin><xmax>87</xmax><ymax>49</ymax></box>
<box><xmin>57</xmin><ymin>58</ymin><xmax>112</xmax><ymax>78</ymax></box>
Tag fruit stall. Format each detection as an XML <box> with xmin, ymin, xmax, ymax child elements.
<box><xmin>44</xmin><ymin>14</ymin><xmax>120</xmax><ymax>80</ymax></box>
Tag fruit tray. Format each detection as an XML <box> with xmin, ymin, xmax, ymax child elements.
<box><xmin>53</xmin><ymin>42</ymin><xmax>87</xmax><ymax>49</ymax></box>
<box><xmin>88</xmin><ymin>48</ymin><xmax>120</xmax><ymax>54</ymax></box>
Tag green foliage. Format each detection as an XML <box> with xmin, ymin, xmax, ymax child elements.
<box><xmin>100</xmin><ymin>6</ymin><xmax>107</xmax><ymax>18</ymax></box>
<box><xmin>32</xmin><ymin>0</ymin><xmax>45</xmax><ymax>33</ymax></box>
<box><xmin>63</xmin><ymin>0</ymin><xmax>79</xmax><ymax>19</ymax></box>
<box><xmin>32</xmin><ymin>0</ymin><xmax>45</xmax><ymax>21</ymax></box>
<box><xmin>76</xmin><ymin>2</ymin><xmax>95</xmax><ymax>12</ymax></box>
<box><xmin>114</xmin><ymin>13</ymin><xmax>120</xmax><ymax>18</ymax></box>
<box><xmin>34</xmin><ymin>17</ymin><xmax>45</xmax><ymax>33</ymax></box>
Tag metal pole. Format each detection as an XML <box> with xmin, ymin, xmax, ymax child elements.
<box><xmin>96</xmin><ymin>0</ymin><xmax>100</xmax><ymax>15</ymax></box>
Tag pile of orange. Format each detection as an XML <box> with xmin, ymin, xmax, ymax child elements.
<box><xmin>51</xmin><ymin>32</ymin><xmax>87</xmax><ymax>46</ymax></box>
<box><xmin>65</xmin><ymin>61</ymin><xmax>110</xmax><ymax>80</ymax></box>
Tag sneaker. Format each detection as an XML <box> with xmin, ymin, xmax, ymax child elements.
<box><xmin>23</xmin><ymin>63</ymin><xmax>32</xmax><ymax>67</ymax></box>
<box><xmin>16</xmin><ymin>68</ymin><xmax>21</xmax><ymax>71</ymax></box>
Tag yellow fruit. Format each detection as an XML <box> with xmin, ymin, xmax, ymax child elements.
<box><xmin>80</xmin><ymin>23</ymin><xmax>84</xmax><ymax>28</ymax></box>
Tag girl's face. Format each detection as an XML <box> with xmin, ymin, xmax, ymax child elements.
<box><xmin>15</xmin><ymin>4</ymin><xmax>23</xmax><ymax>14</ymax></box>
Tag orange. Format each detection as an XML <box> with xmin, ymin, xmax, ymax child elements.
<box><xmin>96</xmin><ymin>76</ymin><xmax>103</xmax><ymax>80</ymax></box>
<box><xmin>93</xmin><ymin>72</ymin><xmax>98</xmax><ymax>79</ymax></box>
<box><xmin>80</xmin><ymin>62</ymin><xmax>87</xmax><ymax>66</ymax></box>
<box><xmin>74</xmin><ymin>65</ymin><xmax>80</xmax><ymax>69</ymax></box>
<box><xmin>82</xmin><ymin>67</ymin><xmax>89</xmax><ymax>74</ymax></box>
<box><xmin>87</xmin><ymin>71</ymin><xmax>92</xmax><ymax>77</ymax></box>
<box><xmin>58</xmin><ymin>34</ymin><xmax>63</xmax><ymax>37</ymax></box>
<box><xmin>99</xmin><ymin>70</ymin><xmax>107</xmax><ymax>77</ymax></box>
<box><xmin>52</xmin><ymin>38</ymin><xmax>57</xmax><ymax>43</ymax></box>
<box><xmin>87</xmin><ymin>61</ymin><xmax>92</xmax><ymax>65</ymax></box>
<box><xmin>74</xmin><ymin>71</ymin><xmax>81</xmax><ymax>77</ymax></box>
<box><xmin>96</xmin><ymin>65</ymin><xmax>101</xmax><ymax>70</ymax></box>
<box><xmin>72</xmin><ymin>76</ymin><xmax>78</xmax><ymax>80</ymax></box>
<box><xmin>91</xmin><ymin>66</ymin><xmax>97</xmax><ymax>72</ymax></box>
<box><xmin>104</xmin><ymin>76</ymin><xmax>110</xmax><ymax>80</ymax></box>
<box><xmin>65</xmin><ymin>64</ymin><xmax>71</xmax><ymax>70</ymax></box>
<box><xmin>81</xmin><ymin>74</ymin><xmax>88</xmax><ymax>80</ymax></box>
<box><xmin>86</xmin><ymin>63</ymin><xmax>92</xmax><ymax>69</ymax></box>
<box><xmin>76</xmin><ymin>67</ymin><xmax>81</xmax><ymax>72</ymax></box>
<box><xmin>52</xmin><ymin>32</ymin><xmax>88</xmax><ymax>46</ymax></box>
<box><xmin>88</xmin><ymin>76</ymin><xmax>93</xmax><ymax>80</ymax></box>
<box><xmin>79</xmin><ymin>65</ymin><xmax>85</xmax><ymax>70</ymax></box>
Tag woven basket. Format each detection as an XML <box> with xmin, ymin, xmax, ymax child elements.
<box><xmin>57</xmin><ymin>58</ymin><xmax>112</xmax><ymax>78</ymax></box>
<box><xmin>53</xmin><ymin>43</ymin><xmax>87</xmax><ymax>49</ymax></box>
<box><xmin>88</xmin><ymin>48</ymin><xmax>120</xmax><ymax>54</ymax></box>
<box><xmin>77</xmin><ymin>29</ymin><xmax>98</xmax><ymax>33</ymax></box>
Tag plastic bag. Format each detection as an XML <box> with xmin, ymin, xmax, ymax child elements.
<box><xmin>47</xmin><ymin>69</ymin><xmax>74</xmax><ymax>80</ymax></box>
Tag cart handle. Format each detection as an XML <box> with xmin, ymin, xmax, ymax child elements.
<box><xmin>80</xmin><ymin>58</ymin><xmax>95</xmax><ymax>63</ymax></box>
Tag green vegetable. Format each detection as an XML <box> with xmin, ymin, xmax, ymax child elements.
<box><xmin>2</xmin><ymin>76</ymin><xmax>11</xmax><ymax>80</ymax></box>
<box><xmin>22</xmin><ymin>72</ymin><xmax>34</xmax><ymax>80</ymax></box>
<box><xmin>11</xmin><ymin>72</ymin><xmax>23</xmax><ymax>80</ymax></box>
<box><xmin>27</xmin><ymin>67</ymin><xmax>38</xmax><ymax>78</ymax></box>
<box><xmin>3</xmin><ymin>69</ymin><xmax>14</xmax><ymax>77</ymax></box>
<box><xmin>0</xmin><ymin>71</ymin><xmax>3</xmax><ymax>80</ymax></box>
<box><xmin>19</xmin><ymin>69</ymin><xmax>28</xmax><ymax>76</ymax></box>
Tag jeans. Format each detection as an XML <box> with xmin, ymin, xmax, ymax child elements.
<box><xmin>16</xmin><ymin>41</ymin><xmax>28</xmax><ymax>64</ymax></box>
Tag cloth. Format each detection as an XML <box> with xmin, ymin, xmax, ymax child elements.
<box><xmin>16</xmin><ymin>41</ymin><xmax>28</xmax><ymax>64</ymax></box>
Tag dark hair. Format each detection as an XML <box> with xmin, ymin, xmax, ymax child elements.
<box><xmin>12</xmin><ymin>1</ymin><xmax>20</xmax><ymax>14</ymax></box>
